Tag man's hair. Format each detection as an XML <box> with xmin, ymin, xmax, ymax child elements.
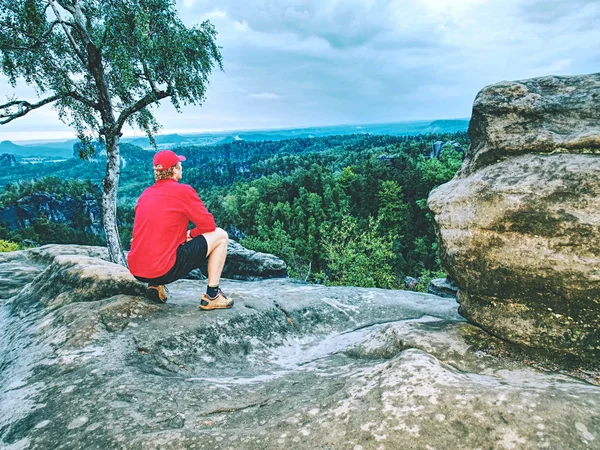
<box><xmin>154</xmin><ymin>162</ymin><xmax>180</xmax><ymax>181</ymax></box>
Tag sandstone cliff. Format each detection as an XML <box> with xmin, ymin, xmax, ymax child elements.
<box><xmin>428</xmin><ymin>73</ymin><xmax>600</xmax><ymax>360</ymax></box>
<box><xmin>0</xmin><ymin>192</ymin><xmax>102</xmax><ymax>235</ymax></box>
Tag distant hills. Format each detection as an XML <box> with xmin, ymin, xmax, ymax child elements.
<box><xmin>0</xmin><ymin>140</ymin><xmax>73</xmax><ymax>158</ymax></box>
<box><xmin>2</xmin><ymin>119</ymin><xmax>469</xmax><ymax>157</ymax></box>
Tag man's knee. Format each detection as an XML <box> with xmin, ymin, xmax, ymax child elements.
<box><xmin>215</xmin><ymin>227</ymin><xmax>228</xmax><ymax>245</ymax></box>
<box><xmin>203</xmin><ymin>227</ymin><xmax>229</xmax><ymax>255</ymax></box>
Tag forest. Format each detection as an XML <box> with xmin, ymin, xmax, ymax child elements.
<box><xmin>0</xmin><ymin>132</ymin><xmax>467</xmax><ymax>289</ymax></box>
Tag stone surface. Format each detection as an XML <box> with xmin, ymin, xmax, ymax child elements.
<box><xmin>428</xmin><ymin>73</ymin><xmax>600</xmax><ymax>360</ymax></box>
<box><xmin>198</xmin><ymin>239</ymin><xmax>288</xmax><ymax>280</ymax></box>
<box><xmin>27</xmin><ymin>244</ymin><xmax>110</xmax><ymax>264</ymax></box>
<box><xmin>428</xmin><ymin>277</ymin><xmax>458</xmax><ymax>298</ymax></box>
<box><xmin>0</xmin><ymin>245</ymin><xmax>599</xmax><ymax>449</ymax></box>
<box><xmin>460</xmin><ymin>73</ymin><xmax>600</xmax><ymax>176</ymax></box>
<box><xmin>22</xmin><ymin>242</ymin><xmax>286</xmax><ymax>281</ymax></box>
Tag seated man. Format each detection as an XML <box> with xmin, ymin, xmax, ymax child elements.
<box><xmin>128</xmin><ymin>150</ymin><xmax>233</xmax><ymax>310</ymax></box>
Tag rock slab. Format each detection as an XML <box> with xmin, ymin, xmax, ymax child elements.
<box><xmin>0</xmin><ymin>245</ymin><xmax>599</xmax><ymax>449</ymax></box>
<box><xmin>202</xmin><ymin>239</ymin><xmax>288</xmax><ymax>280</ymax></box>
<box><xmin>428</xmin><ymin>277</ymin><xmax>458</xmax><ymax>298</ymax></box>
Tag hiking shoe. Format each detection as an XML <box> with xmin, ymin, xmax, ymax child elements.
<box><xmin>146</xmin><ymin>285</ymin><xmax>168</xmax><ymax>304</ymax></box>
<box><xmin>199</xmin><ymin>288</ymin><xmax>233</xmax><ymax>310</ymax></box>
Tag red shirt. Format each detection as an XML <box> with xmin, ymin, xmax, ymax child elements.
<box><xmin>128</xmin><ymin>179</ymin><xmax>216</xmax><ymax>278</ymax></box>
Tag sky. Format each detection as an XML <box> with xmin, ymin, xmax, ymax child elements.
<box><xmin>1</xmin><ymin>0</ymin><xmax>599</xmax><ymax>141</ymax></box>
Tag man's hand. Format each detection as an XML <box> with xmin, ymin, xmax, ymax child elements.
<box><xmin>186</xmin><ymin>230</ymin><xmax>193</xmax><ymax>242</ymax></box>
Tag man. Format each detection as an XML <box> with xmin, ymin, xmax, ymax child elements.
<box><xmin>128</xmin><ymin>150</ymin><xmax>233</xmax><ymax>310</ymax></box>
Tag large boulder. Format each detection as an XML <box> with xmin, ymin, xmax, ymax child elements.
<box><xmin>0</xmin><ymin>245</ymin><xmax>599</xmax><ymax>449</ymax></box>
<box><xmin>428</xmin><ymin>277</ymin><xmax>458</xmax><ymax>298</ymax></box>
<box><xmin>218</xmin><ymin>239</ymin><xmax>287</xmax><ymax>280</ymax></box>
<box><xmin>428</xmin><ymin>73</ymin><xmax>600</xmax><ymax>360</ymax></box>
<box><xmin>460</xmin><ymin>73</ymin><xmax>600</xmax><ymax>176</ymax></box>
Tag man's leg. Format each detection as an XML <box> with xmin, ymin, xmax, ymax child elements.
<box><xmin>201</xmin><ymin>227</ymin><xmax>229</xmax><ymax>287</ymax></box>
<box><xmin>198</xmin><ymin>228</ymin><xmax>233</xmax><ymax>309</ymax></box>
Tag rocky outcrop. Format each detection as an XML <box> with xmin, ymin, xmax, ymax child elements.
<box><xmin>428</xmin><ymin>277</ymin><xmax>458</xmax><ymax>298</ymax></box>
<box><xmin>0</xmin><ymin>245</ymin><xmax>599</xmax><ymax>449</ymax></box>
<box><xmin>403</xmin><ymin>276</ymin><xmax>418</xmax><ymax>290</ymax></box>
<box><xmin>459</xmin><ymin>73</ymin><xmax>600</xmax><ymax>176</ymax></box>
<box><xmin>428</xmin><ymin>73</ymin><xmax>600</xmax><ymax>360</ymax></box>
<box><xmin>0</xmin><ymin>153</ymin><xmax>17</xmax><ymax>167</ymax></box>
<box><xmin>147</xmin><ymin>240</ymin><xmax>287</xmax><ymax>281</ymax></box>
<box><xmin>428</xmin><ymin>140</ymin><xmax>463</xmax><ymax>159</ymax></box>
<box><xmin>0</xmin><ymin>192</ymin><xmax>102</xmax><ymax>235</ymax></box>
<box><xmin>25</xmin><ymin>242</ymin><xmax>285</xmax><ymax>282</ymax></box>
<box><xmin>203</xmin><ymin>239</ymin><xmax>287</xmax><ymax>280</ymax></box>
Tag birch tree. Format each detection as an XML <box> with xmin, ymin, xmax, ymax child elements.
<box><xmin>0</xmin><ymin>0</ymin><xmax>222</xmax><ymax>265</ymax></box>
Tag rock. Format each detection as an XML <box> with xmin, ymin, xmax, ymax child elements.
<box><xmin>196</xmin><ymin>239</ymin><xmax>288</xmax><ymax>280</ymax></box>
<box><xmin>26</xmin><ymin>242</ymin><xmax>285</xmax><ymax>281</ymax></box>
<box><xmin>0</xmin><ymin>192</ymin><xmax>102</xmax><ymax>235</ymax></box>
<box><xmin>428</xmin><ymin>277</ymin><xmax>458</xmax><ymax>298</ymax></box>
<box><xmin>404</xmin><ymin>276</ymin><xmax>418</xmax><ymax>290</ymax></box>
<box><xmin>0</xmin><ymin>250</ymin><xmax>46</xmax><ymax>300</ymax></box>
<box><xmin>0</xmin><ymin>244</ymin><xmax>598</xmax><ymax>449</ymax></box>
<box><xmin>0</xmin><ymin>153</ymin><xmax>17</xmax><ymax>167</ymax></box>
<box><xmin>27</xmin><ymin>244</ymin><xmax>109</xmax><ymax>264</ymax></box>
<box><xmin>460</xmin><ymin>73</ymin><xmax>600</xmax><ymax>176</ymax></box>
<box><xmin>183</xmin><ymin>267</ymin><xmax>206</xmax><ymax>280</ymax></box>
<box><xmin>23</xmin><ymin>254</ymin><xmax>144</xmax><ymax>310</ymax></box>
<box><xmin>428</xmin><ymin>73</ymin><xmax>600</xmax><ymax>360</ymax></box>
<box><xmin>376</xmin><ymin>154</ymin><xmax>399</xmax><ymax>160</ymax></box>
<box><xmin>428</xmin><ymin>140</ymin><xmax>463</xmax><ymax>159</ymax></box>
<box><xmin>225</xmin><ymin>224</ymin><xmax>245</xmax><ymax>241</ymax></box>
<box><xmin>5</xmin><ymin>248</ymin><xmax>144</xmax><ymax>316</ymax></box>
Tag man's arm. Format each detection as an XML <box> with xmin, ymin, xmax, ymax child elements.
<box><xmin>182</xmin><ymin>185</ymin><xmax>217</xmax><ymax>237</ymax></box>
<box><xmin>130</xmin><ymin>204</ymin><xmax>138</xmax><ymax>244</ymax></box>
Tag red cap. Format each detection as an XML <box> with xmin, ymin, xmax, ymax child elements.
<box><xmin>153</xmin><ymin>150</ymin><xmax>186</xmax><ymax>170</ymax></box>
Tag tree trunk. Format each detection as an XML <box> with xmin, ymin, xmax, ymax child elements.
<box><xmin>102</xmin><ymin>133</ymin><xmax>127</xmax><ymax>266</ymax></box>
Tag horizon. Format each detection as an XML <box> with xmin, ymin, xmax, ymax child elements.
<box><xmin>1</xmin><ymin>116</ymin><xmax>470</xmax><ymax>145</ymax></box>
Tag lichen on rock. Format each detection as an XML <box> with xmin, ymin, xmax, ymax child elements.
<box><xmin>428</xmin><ymin>73</ymin><xmax>600</xmax><ymax>360</ymax></box>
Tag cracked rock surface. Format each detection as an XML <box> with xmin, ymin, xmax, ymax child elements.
<box><xmin>1</xmin><ymin>245</ymin><xmax>599</xmax><ymax>449</ymax></box>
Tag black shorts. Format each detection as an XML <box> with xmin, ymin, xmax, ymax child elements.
<box><xmin>134</xmin><ymin>235</ymin><xmax>208</xmax><ymax>285</ymax></box>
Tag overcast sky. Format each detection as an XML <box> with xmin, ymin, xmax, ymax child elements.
<box><xmin>1</xmin><ymin>0</ymin><xmax>599</xmax><ymax>141</ymax></box>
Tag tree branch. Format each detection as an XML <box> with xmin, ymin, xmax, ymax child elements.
<box><xmin>46</xmin><ymin>0</ymin><xmax>87</xmax><ymax>65</ymax></box>
<box><xmin>56</xmin><ymin>1</ymin><xmax>114</xmax><ymax>127</ymax></box>
<box><xmin>114</xmin><ymin>90</ymin><xmax>171</xmax><ymax>132</ymax></box>
<box><xmin>1</xmin><ymin>20</ymin><xmax>74</xmax><ymax>51</ymax></box>
<box><xmin>65</xmin><ymin>92</ymin><xmax>100</xmax><ymax>110</ymax></box>
<box><xmin>56</xmin><ymin>1</ymin><xmax>93</xmax><ymax>48</ymax></box>
<box><xmin>0</xmin><ymin>95</ymin><xmax>60</xmax><ymax>124</ymax></box>
<box><xmin>142</xmin><ymin>63</ymin><xmax>159</xmax><ymax>94</ymax></box>
<box><xmin>0</xmin><ymin>90</ymin><xmax>99</xmax><ymax>124</ymax></box>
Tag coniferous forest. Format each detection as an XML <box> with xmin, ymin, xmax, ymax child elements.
<box><xmin>0</xmin><ymin>132</ymin><xmax>467</xmax><ymax>289</ymax></box>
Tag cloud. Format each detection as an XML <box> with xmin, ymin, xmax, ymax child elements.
<box><xmin>1</xmin><ymin>0</ymin><xmax>599</xmax><ymax>140</ymax></box>
<box><xmin>519</xmin><ymin>0</ymin><xmax>600</xmax><ymax>24</ymax></box>
<box><xmin>249</xmin><ymin>93</ymin><xmax>282</xmax><ymax>100</ymax></box>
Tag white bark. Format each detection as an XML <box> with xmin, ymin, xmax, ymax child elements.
<box><xmin>102</xmin><ymin>135</ymin><xmax>127</xmax><ymax>266</ymax></box>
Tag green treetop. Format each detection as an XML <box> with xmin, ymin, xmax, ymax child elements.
<box><xmin>0</xmin><ymin>0</ymin><xmax>222</xmax><ymax>265</ymax></box>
